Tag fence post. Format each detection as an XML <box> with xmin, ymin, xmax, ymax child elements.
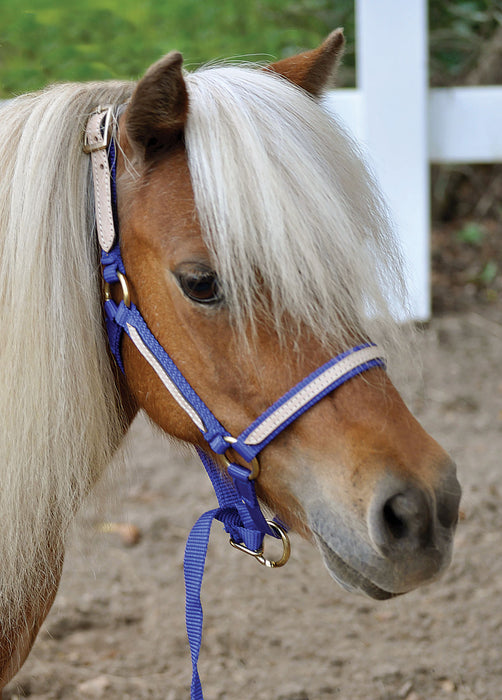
<box><xmin>356</xmin><ymin>0</ymin><xmax>429</xmax><ymax>320</ymax></box>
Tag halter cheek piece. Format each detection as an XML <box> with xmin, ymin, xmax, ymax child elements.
<box><xmin>85</xmin><ymin>106</ymin><xmax>386</xmax><ymax>699</ymax></box>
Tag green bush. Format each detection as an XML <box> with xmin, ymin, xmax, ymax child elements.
<box><xmin>0</xmin><ymin>0</ymin><xmax>354</xmax><ymax>97</ymax></box>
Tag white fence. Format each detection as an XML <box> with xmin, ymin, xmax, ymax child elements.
<box><xmin>327</xmin><ymin>0</ymin><xmax>502</xmax><ymax>320</ymax></box>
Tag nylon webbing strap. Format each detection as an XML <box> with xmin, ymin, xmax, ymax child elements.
<box><xmin>184</xmin><ymin>507</ymin><xmax>218</xmax><ymax>700</ymax></box>
<box><xmin>105</xmin><ymin>288</ymin><xmax>385</xmax><ymax>464</ymax></box>
<box><xmin>184</xmin><ymin>448</ymin><xmax>281</xmax><ymax>698</ymax></box>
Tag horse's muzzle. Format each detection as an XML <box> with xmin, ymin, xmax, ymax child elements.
<box><xmin>311</xmin><ymin>459</ymin><xmax>461</xmax><ymax>599</ymax></box>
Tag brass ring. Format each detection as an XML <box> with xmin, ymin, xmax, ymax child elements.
<box><xmin>103</xmin><ymin>271</ymin><xmax>131</xmax><ymax>308</ymax></box>
<box><xmin>229</xmin><ymin>520</ymin><xmax>291</xmax><ymax>569</ymax></box>
<box><xmin>116</xmin><ymin>271</ymin><xmax>131</xmax><ymax>308</ymax></box>
<box><xmin>256</xmin><ymin>521</ymin><xmax>291</xmax><ymax>568</ymax></box>
<box><xmin>222</xmin><ymin>436</ymin><xmax>260</xmax><ymax>480</ymax></box>
<box><xmin>104</xmin><ymin>281</ymin><xmax>112</xmax><ymax>301</ymax></box>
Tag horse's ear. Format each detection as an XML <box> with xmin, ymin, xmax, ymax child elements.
<box><xmin>266</xmin><ymin>29</ymin><xmax>345</xmax><ymax>96</ymax></box>
<box><xmin>125</xmin><ymin>51</ymin><xmax>188</xmax><ymax>159</ymax></box>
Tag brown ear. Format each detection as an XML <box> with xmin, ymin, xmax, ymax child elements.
<box><xmin>125</xmin><ymin>51</ymin><xmax>188</xmax><ymax>159</ymax></box>
<box><xmin>266</xmin><ymin>29</ymin><xmax>345</xmax><ymax>96</ymax></box>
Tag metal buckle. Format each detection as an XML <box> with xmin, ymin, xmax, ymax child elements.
<box><xmin>230</xmin><ymin>520</ymin><xmax>291</xmax><ymax>568</ymax></box>
<box><xmin>83</xmin><ymin>106</ymin><xmax>113</xmax><ymax>153</ymax></box>
<box><xmin>222</xmin><ymin>436</ymin><xmax>260</xmax><ymax>480</ymax></box>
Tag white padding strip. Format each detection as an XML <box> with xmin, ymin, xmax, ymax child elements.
<box><xmin>127</xmin><ymin>324</ymin><xmax>206</xmax><ymax>433</ymax></box>
<box><xmin>244</xmin><ymin>345</ymin><xmax>383</xmax><ymax>446</ymax></box>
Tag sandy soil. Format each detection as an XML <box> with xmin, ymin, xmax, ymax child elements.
<box><xmin>3</xmin><ymin>306</ymin><xmax>502</xmax><ymax>700</ymax></box>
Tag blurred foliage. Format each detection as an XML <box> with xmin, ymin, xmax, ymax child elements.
<box><xmin>0</xmin><ymin>0</ymin><xmax>354</xmax><ymax>97</ymax></box>
<box><xmin>429</xmin><ymin>0</ymin><xmax>502</xmax><ymax>85</ymax></box>
<box><xmin>456</xmin><ymin>221</ymin><xmax>487</xmax><ymax>246</ymax></box>
<box><xmin>1</xmin><ymin>0</ymin><xmax>501</xmax><ymax>97</ymax></box>
<box><xmin>478</xmin><ymin>259</ymin><xmax>498</xmax><ymax>285</ymax></box>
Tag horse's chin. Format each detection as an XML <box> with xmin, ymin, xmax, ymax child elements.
<box><xmin>314</xmin><ymin>533</ymin><xmax>398</xmax><ymax>601</ymax></box>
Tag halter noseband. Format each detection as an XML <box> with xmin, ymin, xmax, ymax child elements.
<box><xmin>85</xmin><ymin>106</ymin><xmax>386</xmax><ymax>699</ymax></box>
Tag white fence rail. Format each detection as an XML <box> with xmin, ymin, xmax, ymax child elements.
<box><xmin>327</xmin><ymin>0</ymin><xmax>502</xmax><ymax>320</ymax></box>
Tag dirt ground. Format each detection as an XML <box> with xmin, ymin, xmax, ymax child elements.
<box><xmin>3</xmin><ymin>295</ymin><xmax>502</xmax><ymax>699</ymax></box>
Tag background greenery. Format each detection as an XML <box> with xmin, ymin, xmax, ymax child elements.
<box><xmin>0</xmin><ymin>0</ymin><xmax>500</xmax><ymax>97</ymax></box>
<box><xmin>0</xmin><ymin>0</ymin><xmax>353</xmax><ymax>97</ymax></box>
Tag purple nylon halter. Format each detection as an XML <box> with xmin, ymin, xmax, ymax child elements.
<box><xmin>84</xmin><ymin>107</ymin><xmax>386</xmax><ymax>699</ymax></box>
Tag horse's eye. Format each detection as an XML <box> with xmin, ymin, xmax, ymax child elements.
<box><xmin>177</xmin><ymin>268</ymin><xmax>222</xmax><ymax>305</ymax></box>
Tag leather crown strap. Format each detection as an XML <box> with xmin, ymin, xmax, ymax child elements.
<box><xmin>84</xmin><ymin>106</ymin><xmax>386</xmax><ymax>700</ymax></box>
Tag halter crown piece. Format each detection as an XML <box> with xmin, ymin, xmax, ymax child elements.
<box><xmin>84</xmin><ymin>106</ymin><xmax>386</xmax><ymax>699</ymax></box>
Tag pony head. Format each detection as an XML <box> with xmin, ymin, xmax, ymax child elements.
<box><xmin>0</xmin><ymin>31</ymin><xmax>460</xmax><ymax>687</ymax></box>
<box><xmin>115</xmin><ymin>31</ymin><xmax>460</xmax><ymax>597</ymax></box>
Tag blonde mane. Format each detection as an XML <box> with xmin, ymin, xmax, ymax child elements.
<box><xmin>0</xmin><ymin>81</ymin><xmax>134</xmax><ymax>624</ymax></box>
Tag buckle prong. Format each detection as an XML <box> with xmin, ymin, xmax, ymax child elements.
<box><xmin>83</xmin><ymin>106</ymin><xmax>113</xmax><ymax>153</ymax></box>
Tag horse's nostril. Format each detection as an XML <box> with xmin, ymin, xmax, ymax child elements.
<box><xmin>369</xmin><ymin>463</ymin><xmax>461</xmax><ymax>560</ymax></box>
<box><xmin>369</xmin><ymin>480</ymin><xmax>435</xmax><ymax>558</ymax></box>
<box><xmin>382</xmin><ymin>489</ymin><xmax>431</xmax><ymax>546</ymax></box>
<box><xmin>383</xmin><ymin>496</ymin><xmax>407</xmax><ymax>540</ymax></box>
